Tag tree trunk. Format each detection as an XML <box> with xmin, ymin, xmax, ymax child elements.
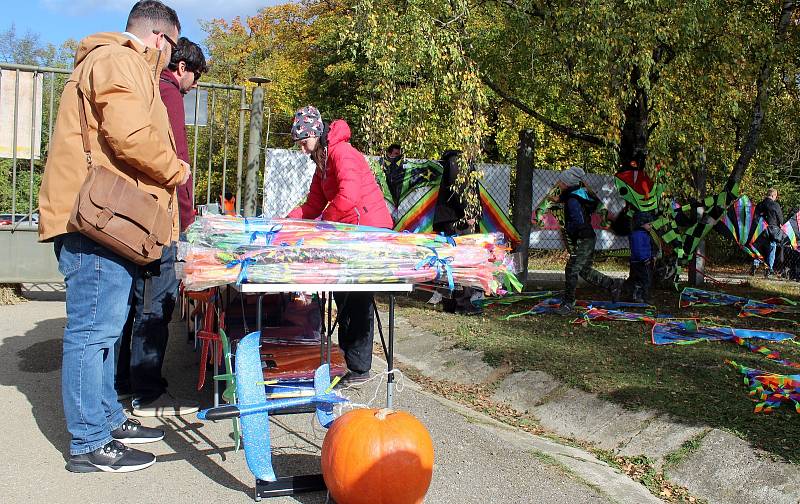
<box><xmin>617</xmin><ymin>69</ymin><xmax>650</xmax><ymax>171</ymax></box>
<box><xmin>512</xmin><ymin>129</ymin><xmax>535</xmax><ymax>282</ymax></box>
<box><xmin>690</xmin><ymin>146</ymin><xmax>708</xmax><ymax>286</ymax></box>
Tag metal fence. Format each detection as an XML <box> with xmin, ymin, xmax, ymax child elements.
<box><xmin>0</xmin><ymin>62</ymin><xmax>250</xmax><ymax>282</ymax></box>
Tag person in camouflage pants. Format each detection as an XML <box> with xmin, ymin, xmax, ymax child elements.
<box><xmin>553</xmin><ymin>167</ymin><xmax>621</xmax><ymax>313</ymax></box>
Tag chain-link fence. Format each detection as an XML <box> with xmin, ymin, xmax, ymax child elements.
<box><xmin>261</xmin><ymin>148</ymin><xmax>629</xmax><ymax>250</ymax></box>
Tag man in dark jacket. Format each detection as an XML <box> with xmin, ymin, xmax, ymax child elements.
<box><xmin>552</xmin><ymin>167</ymin><xmax>621</xmax><ymax>315</ymax></box>
<box><xmin>432</xmin><ymin>150</ymin><xmax>483</xmax><ymax>315</ymax></box>
<box><xmin>751</xmin><ymin>188</ymin><xmax>784</xmax><ymax>277</ymax></box>
<box><xmin>116</xmin><ymin>37</ymin><xmax>207</xmax><ymax>417</ymax></box>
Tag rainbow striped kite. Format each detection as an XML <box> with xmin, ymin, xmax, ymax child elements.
<box><xmin>783</xmin><ymin>209</ymin><xmax>800</xmax><ymax>251</ymax></box>
<box><xmin>720</xmin><ymin>195</ymin><xmax>768</xmax><ymax>259</ymax></box>
<box><xmin>387</xmin><ymin>162</ymin><xmax>521</xmax><ymax>247</ymax></box>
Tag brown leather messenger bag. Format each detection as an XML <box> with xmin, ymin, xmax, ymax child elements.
<box><xmin>68</xmin><ymin>91</ymin><xmax>171</xmax><ymax>265</ymax></box>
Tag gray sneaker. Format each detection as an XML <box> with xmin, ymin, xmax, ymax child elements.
<box><xmin>132</xmin><ymin>393</ymin><xmax>199</xmax><ymax>418</ymax></box>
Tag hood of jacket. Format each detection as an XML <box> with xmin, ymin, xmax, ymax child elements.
<box><xmin>74</xmin><ymin>32</ymin><xmax>166</xmax><ymax>79</ymax></box>
<box><xmin>327</xmin><ymin>119</ymin><xmax>352</xmax><ymax>149</ymax></box>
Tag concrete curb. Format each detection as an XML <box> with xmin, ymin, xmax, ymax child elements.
<box><xmin>388</xmin><ymin>311</ymin><xmax>800</xmax><ymax>504</ymax></box>
<box><xmin>379</xmin><ymin>361</ymin><xmax>661</xmax><ymax>504</ymax></box>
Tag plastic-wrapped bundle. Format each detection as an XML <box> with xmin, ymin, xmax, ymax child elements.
<box><xmin>179</xmin><ymin>216</ymin><xmax>519</xmax><ymax>294</ymax></box>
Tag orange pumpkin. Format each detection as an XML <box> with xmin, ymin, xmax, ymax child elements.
<box><xmin>321</xmin><ymin>408</ymin><xmax>434</xmax><ymax>504</ymax></box>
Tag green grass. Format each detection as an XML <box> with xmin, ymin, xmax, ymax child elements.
<box><xmin>390</xmin><ymin>283</ymin><xmax>800</xmax><ymax>463</ymax></box>
<box><xmin>663</xmin><ymin>432</ymin><xmax>708</xmax><ymax>468</ymax></box>
<box><xmin>527</xmin><ymin>250</ymin><xmax>629</xmax><ymax>272</ymax></box>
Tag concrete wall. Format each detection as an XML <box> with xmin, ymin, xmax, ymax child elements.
<box><xmin>0</xmin><ymin>226</ymin><xmax>61</xmax><ymax>283</ymax></box>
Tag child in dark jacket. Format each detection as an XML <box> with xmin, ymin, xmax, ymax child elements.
<box><xmin>627</xmin><ymin>211</ymin><xmax>655</xmax><ymax>303</ymax></box>
<box><xmin>553</xmin><ymin>167</ymin><xmax>622</xmax><ymax>314</ymax></box>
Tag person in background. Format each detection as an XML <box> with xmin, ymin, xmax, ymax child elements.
<box><xmin>625</xmin><ymin>211</ymin><xmax>655</xmax><ymax>303</ymax></box>
<box><xmin>432</xmin><ymin>149</ymin><xmax>483</xmax><ymax>316</ymax></box>
<box><xmin>751</xmin><ymin>188</ymin><xmax>784</xmax><ymax>278</ymax></box>
<box><xmin>38</xmin><ymin>0</ymin><xmax>190</xmax><ymax>473</ymax></box>
<box><xmin>115</xmin><ymin>36</ymin><xmax>206</xmax><ymax>418</ymax></box>
<box><xmin>220</xmin><ymin>191</ymin><xmax>236</xmax><ymax>215</ymax></box>
<box><xmin>287</xmin><ymin>106</ymin><xmax>393</xmax><ymax>385</ymax></box>
<box><xmin>382</xmin><ymin>143</ymin><xmax>404</xmax><ymax>204</ymax></box>
<box><xmin>552</xmin><ymin>167</ymin><xmax>622</xmax><ymax>315</ymax></box>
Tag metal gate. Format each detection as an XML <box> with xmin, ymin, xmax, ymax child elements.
<box><xmin>0</xmin><ymin>62</ymin><xmax>250</xmax><ymax>282</ymax></box>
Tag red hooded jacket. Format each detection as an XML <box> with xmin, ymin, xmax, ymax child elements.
<box><xmin>288</xmin><ymin>120</ymin><xmax>392</xmax><ymax>228</ymax></box>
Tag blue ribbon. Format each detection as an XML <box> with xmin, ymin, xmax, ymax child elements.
<box><xmin>415</xmin><ymin>248</ymin><xmax>455</xmax><ymax>290</ymax></box>
<box><xmin>249</xmin><ymin>224</ymin><xmax>282</xmax><ymax>245</ymax></box>
<box><xmin>226</xmin><ymin>257</ymin><xmax>257</xmax><ymax>285</ymax></box>
<box><xmin>435</xmin><ymin>232</ymin><xmax>457</xmax><ymax>246</ymax></box>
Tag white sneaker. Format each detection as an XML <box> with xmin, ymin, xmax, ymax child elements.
<box><xmin>427</xmin><ymin>292</ymin><xmax>443</xmax><ymax>304</ymax></box>
<box><xmin>132</xmin><ymin>393</ymin><xmax>199</xmax><ymax>418</ymax></box>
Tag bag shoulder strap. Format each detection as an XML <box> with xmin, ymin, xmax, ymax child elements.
<box><xmin>77</xmin><ymin>90</ymin><xmax>93</xmax><ymax>169</ymax></box>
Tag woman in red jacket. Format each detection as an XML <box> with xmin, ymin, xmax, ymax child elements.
<box><xmin>288</xmin><ymin>106</ymin><xmax>393</xmax><ymax>384</ymax></box>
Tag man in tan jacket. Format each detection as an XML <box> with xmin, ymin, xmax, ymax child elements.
<box><xmin>38</xmin><ymin>0</ymin><xmax>189</xmax><ymax>473</ymax></box>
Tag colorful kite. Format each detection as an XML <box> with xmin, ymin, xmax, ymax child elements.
<box><xmin>782</xmin><ymin>209</ymin><xmax>800</xmax><ymax>251</ymax></box>
<box><xmin>576</xmin><ymin>307</ymin><xmax>657</xmax><ymax>326</ymax></box>
<box><xmin>651</xmin><ymin>321</ymin><xmax>795</xmax><ymax>345</ymax></box>
<box><xmin>720</xmin><ymin>195</ymin><xmax>768</xmax><ymax>259</ymax></box>
<box><xmin>739</xmin><ymin>300</ymin><xmax>800</xmax><ymax>323</ymax></box>
<box><xmin>650</xmin><ymin>179</ymin><xmax>740</xmax><ymax>272</ymax></box>
<box><xmin>679</xmin><ymin>288</ymin><xmax>750</xmax><ymax>308</ymax></box>
<box><xmin>381</xmin><ymin>160</ymin><xmax>521</xmax><ymax>247</ymax></box>
<box><xmin>614</xmin><ymin>167</ymin><xmax>664</xmax><ymax>213</ymax></box>
<box><xmin>727</xmin><ymin>361</ymin><xmax>800</xmax><ymax>414</ymax></box>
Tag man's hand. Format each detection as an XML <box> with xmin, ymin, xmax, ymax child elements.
<box><xmin>178</xmin><ymin>160</ymin><xmax>191</xmax><ymax>186</ymax></box>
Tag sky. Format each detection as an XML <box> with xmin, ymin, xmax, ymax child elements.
<box><xmin>4</xmin><ymin>0</ymin><xmax>283</xmax><ymax>50</ymax></box>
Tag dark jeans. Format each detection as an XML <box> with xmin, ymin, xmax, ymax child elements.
<box><xmin>563</xmin><ymin>234</ymin><xmax>617</xmax><ymax>304</ymax></box>
<box><xmin>333</xmin><ymin>292</ymin><xmax>375</xmax><ymax>375</ymax></box>
<box><xmin>433</xmin><ymin>220</ymin><xmax>477</xmax><ymax>313</ymax></box>
<box><xmin>627</xmin><ymin>260</ymin><xmax>652</xmax><ymax>301</ymax></box>
<box><xmin>116</xmin><ymin>244</ymin><xmax>178</xmax><ymax>405</ymax></box>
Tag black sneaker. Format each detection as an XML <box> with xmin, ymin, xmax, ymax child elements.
<box><xmin>111</xmin><ymin>418</ymin><xmax>165</xmax><ymax>445</ymax></box>
<box><xmin>338</xmin><ymin>371</ymin><xmax>371</xmax><ymax>387</ymax></box>
<box><xmin>66</xmin><ymin>440</ymin><xmax>155</xmax><ymax>473</ymax></box>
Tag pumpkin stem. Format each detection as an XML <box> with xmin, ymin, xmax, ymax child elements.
<box><xmin>375</xmin><ymin>408</ymin><xmax>395</xmax><ymax>420</ymax></box>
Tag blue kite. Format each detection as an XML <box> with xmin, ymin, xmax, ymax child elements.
<box><xmin>198</xmin><ymin>332</ymin><xmax>347</xmax><ymax>482</ymax></box>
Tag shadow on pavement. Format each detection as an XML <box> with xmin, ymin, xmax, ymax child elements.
<box><xmin>0</xmin><ymin>317</ymin><xmax>70</xmax><ymax>458</ymax></box>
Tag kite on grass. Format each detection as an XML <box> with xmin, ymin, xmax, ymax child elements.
<box><xmin>727</xmin><ymin>361</ymin><xmax>800</xmax><ymax>414</ymax></box>
<box><xmin>679</xmin><ymin>288</ymin><xmax>749</xmax><ymax>308</ymax></box>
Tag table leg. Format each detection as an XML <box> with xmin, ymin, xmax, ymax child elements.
<box><xmin>212</xmin><ymin>341</ymin><xmax>219</xmax><ymax>408</ymax></box>
<box><xmin>387</xmin><ymin>294</ymin><xmax>395</xmax><ymax>409</ymax></box>
<box><xmin>257</xmin><ymin>294</ymin><xmax>263</xmax><ymax>332</ymax></box>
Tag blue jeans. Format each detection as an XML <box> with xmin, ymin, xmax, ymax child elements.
<box><xmin>753</xmin><ymin>240</ymin><xmax>778</xmax><ymax>271</ymax></box>
<box><xmin>55</xmin><ymin>233</ymin><xmax>136</xmax><ymax>455</ymax></box>
<box><xmin>116</xmin><ymin>244</ymin><xmax>178</xmax><ymax>406</ymax></box>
